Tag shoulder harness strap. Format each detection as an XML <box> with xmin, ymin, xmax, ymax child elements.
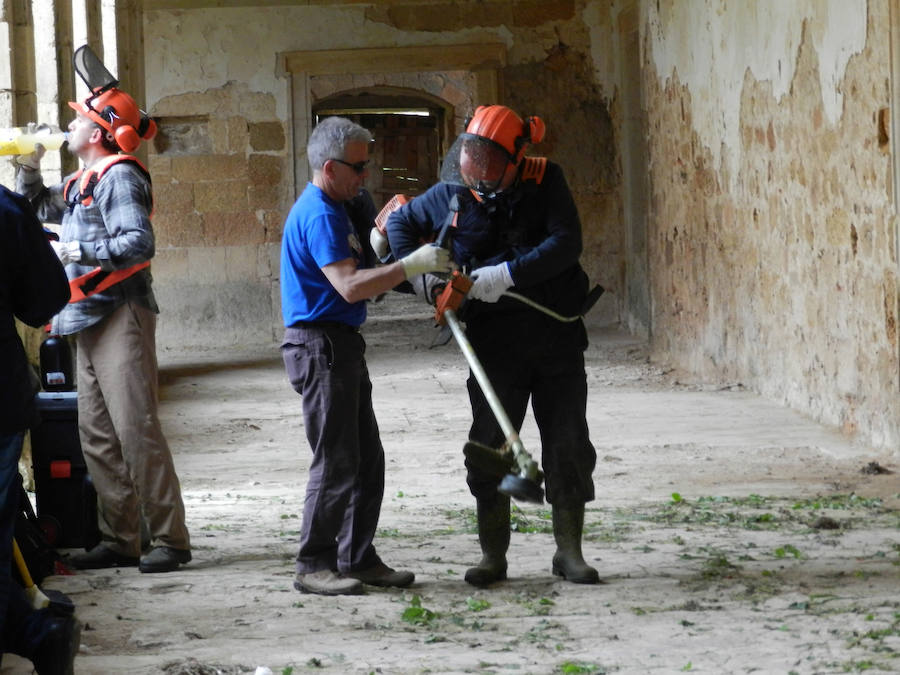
<box><xmin>64</xmin><ymin>154</ymin><xmax>151</xmax><ymax>210</ymax></box>
<box><xmin>519</xmin><ymin>156</ymin><xmax>547</xmax><ymax>184</ymax></box>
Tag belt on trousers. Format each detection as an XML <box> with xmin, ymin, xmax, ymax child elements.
<box><xmin>291</xmin><ymin>320</ymin><xmax>359</xmax><ymax>333</ymax></box>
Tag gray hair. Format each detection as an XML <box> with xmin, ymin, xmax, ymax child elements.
<box><xmin>307</xmin><ymin>116</ymin><xmax>373</xmax><ymax>171</ymax></box>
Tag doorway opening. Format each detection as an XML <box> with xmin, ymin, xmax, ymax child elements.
<box><xmin>313</xmin><ymin>91</ymin><xmax>450</xmax><ymax>211</ymax></box>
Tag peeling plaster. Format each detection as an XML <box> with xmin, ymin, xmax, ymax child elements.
<box><xmin>583</xmin><ymin>0</ymin><xmax>616</xmax><ymax>100</ymax></box>
<box><xmin>144</xmin><ymin>6</ymin><xmax>514</xmax><ymax>119</ymax></box>
<box><xmin>648</xmin><ymin>0</ymin><xmax>867</xmax><ymax>179</ymax></box>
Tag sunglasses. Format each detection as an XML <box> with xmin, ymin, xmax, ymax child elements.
<box><xmin>329</xmin><ymin>158</ymin><xmax>369</xmax><ymax>175</ymax></box>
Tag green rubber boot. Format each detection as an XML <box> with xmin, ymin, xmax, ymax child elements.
<box><xmin>551</xmin><ymin>502</ymin><xmax>600</xmax><ymax>584</ymax></box>
<box><xmin>464</xmin><ymin>495</ymin><xmax>510</xmax><ymax>587</ymax></box>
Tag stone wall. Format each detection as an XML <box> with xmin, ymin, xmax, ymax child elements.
<box><xmin>148</xmin><ymin>82</ymin><xmax>289</xmax><ymax>349</ymax></box>
<box><xmin>642</xmin><ymin>0</ymin><xmax>899</xmax><ymax>450</ymax></box>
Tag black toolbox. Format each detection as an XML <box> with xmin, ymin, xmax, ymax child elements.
<box><xmin>30</xmin><ymin>391</ymin><xmax>100</xmax><ymax>550</ymax></box>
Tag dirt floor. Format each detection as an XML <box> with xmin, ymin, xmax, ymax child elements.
<box><xmin>5</xmin><ymin>293</ymin><xmax>899</xmax><ymax>674</ymax></box>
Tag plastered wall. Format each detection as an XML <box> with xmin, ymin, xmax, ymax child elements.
<box><xmin>640</xmin><ymin>0</ymin><xmax>899</xmax><ymax>450</ymax></box>
<box><xmin>142</xmin><ymin>1</ymin><xmax>621</xmax><ymax>352</ymax></box>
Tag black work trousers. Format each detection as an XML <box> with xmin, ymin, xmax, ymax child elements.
<box><xmin>464</xmin><ymin>313</ymin><xmax>596</xmax><ymax>505</ymax></box>
<box><xmin>282</xmin><ymin>324</ymin><xmax>385</xmax><ymax>575</ymax></box>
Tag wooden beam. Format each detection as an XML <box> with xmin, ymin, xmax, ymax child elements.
<box><xmin>280</xmin><ymin>43</ymin><xmax>506</xmax><ymax>77</ymax></box>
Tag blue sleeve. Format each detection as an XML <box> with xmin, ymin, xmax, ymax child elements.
<box><xmin>385</xmin><ymin>183</ymin><xmax>457</xmax><ymax>259</ymax></box>
<box><xmin>305</xmin><ymin>210</ymin><xmax>354</xmax><ymax>269</ymax></box>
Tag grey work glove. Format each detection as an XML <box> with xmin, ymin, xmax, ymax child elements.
<box><xmin>50</xmin><ymin>240</ymin><xmax>82</xmax><ymax>265</ymax></box>
<box><xmin>409</xmin><ymin>273</ymin><xmax>447</xmax><ymax>306</ymax></box>
<box><xmin>468</xmin><ymin>262</ymin><xmax>513</xmax><ymax>303</ymax></box>
<box><xmin>369</xmin><ymin>227</ymin><xmax>390</xmax><ymax>260</ymax></box>
<box><xmin>399</xmin><ymin>243</ymin><xmax>451</xmax><ymax>278</ymax></box>
<box><xmin>15</xmin><ymin>123</ymin><xmax>48</xmax><ymax>170</ymax></box>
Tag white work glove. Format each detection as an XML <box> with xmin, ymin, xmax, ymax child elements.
<box><xmin>369</xmin><ymin>227</ymin><xmax>390</xmax><ymax>260</ymax></box>
<box><xmin>468</xmin><ymin>262</ymin><xmax>513</xmax><ymax>303</ymax></box>
<box><xmin>50</xmin><ymin>240</ymin><xmax>82</xmax><ymax>265</ymax></box>
<box><xmin>409</xmin><ymin>273</ymin><xmax>446</xmax><ymax>306</ymax></box>
<box><xmin>399</xmin><ymin>243</ymin><xmax>451</xmax><ymax>279</ymax></box>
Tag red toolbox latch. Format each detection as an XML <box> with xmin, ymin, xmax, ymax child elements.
<box><xmin>50</xmin><ymin>460</ymin><xmax>72</xmax><ymax>479</ymax></box>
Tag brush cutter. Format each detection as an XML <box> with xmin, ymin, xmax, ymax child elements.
<box><xmin>433</xmin><ymin>272</ymin><xmax>545</xmax><ymax>503</ymax></box>
<box><xmin>425</xmin><ymin>198</ymin><xmax>544</xmax><ymax>503</ymax></box>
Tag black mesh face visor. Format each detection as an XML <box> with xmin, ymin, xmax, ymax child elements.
<box><xmin>440</xmin><ymin>134</ymin><xmax>514</xmax><ymax>198</ymax></box>
<box><xmin>74</xmin><ymin>45</ymin><xmax>118</xmax><ymax>94</ymax></box>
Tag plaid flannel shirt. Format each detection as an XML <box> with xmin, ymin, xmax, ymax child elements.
<box><xmin>17</xmin><ymin>158</ymin><xmax>158</xmax><ymax>335</ymax></box>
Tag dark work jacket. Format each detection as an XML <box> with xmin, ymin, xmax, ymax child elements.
<box><xmin>385</xmin><ymin>160</ymin><xmax>590</xmax><ymax>322</ymax></box>
<box><xmin>344</xmin><ymin>188</ymin><xmax>379</xmax><ymax>269</ymax></box>
<box><xmin>0</xmin><ymin>186</ymin><xmax>70</xmax><ymax>432</ymax></box>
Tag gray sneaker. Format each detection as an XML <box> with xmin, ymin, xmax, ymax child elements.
<box><xmin>294</xmin><ymin>569</ymin><xmax>364</xmax><ymax>595</ymax></box>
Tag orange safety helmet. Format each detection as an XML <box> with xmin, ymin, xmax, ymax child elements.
<box><xmin>68</xmin><ymin>87</ymin><xmax>157</xmax><ymax>153</ymax></box>
<box><xmin>439</xmin><ymin>105</ymin><xmax>545</xmax><ymax>199</ymax></box>
<box><xmin>464</xmin><ymin>105</ymin><xmax>545</xmax><ymax>165</ymax></box>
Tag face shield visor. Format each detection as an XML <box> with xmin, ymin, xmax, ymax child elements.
<box><xmin>440</xmin><ymin>134</ymin><xmax>515</xmax><ymax>200</ymax></box>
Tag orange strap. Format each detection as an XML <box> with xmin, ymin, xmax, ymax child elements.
<box><xmin>68</xmin><ymin>261</ymin><xmax>150</xmax><ymax>303</ymax></box>
<box><xmin>519</xmin><ymin>157</ymin><xmax>547</xmax><ymax>184</ymax></box>
<box><xmin>64</xmin><ymin>154</ymin><xmax>151</xmax><ymax>209</ymax></box>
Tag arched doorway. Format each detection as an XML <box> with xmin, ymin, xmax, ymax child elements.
<box><xmin>279</xmin><ymin>43</ymin><xmax>506</xmax><ymax>200</ymax></box>
<box><xmin>313</xmin><ymin>88</ymin><xmax>453</xmax><ymax>210</ymax></box>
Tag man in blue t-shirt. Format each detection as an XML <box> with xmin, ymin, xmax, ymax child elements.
<box><xmin>281</xmin><ymin>116</ymin><xmax>450</xmax><ymax>596</ymax></box>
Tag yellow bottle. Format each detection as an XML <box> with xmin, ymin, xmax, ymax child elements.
<box><xmin>0</xmin><ymin>125</ymin><xmax>68</xmax><ymax>155</ymax></box>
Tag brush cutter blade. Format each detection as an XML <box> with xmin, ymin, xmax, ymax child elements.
<box><xmin>463</xmin><ymin>440</ymin><xmax>515</xmax><ymax>477</ymax></box>
<box><xmin>498</xmin><ymin>473</ymin><xmax>545</xmax><ymax>503</ymax></box>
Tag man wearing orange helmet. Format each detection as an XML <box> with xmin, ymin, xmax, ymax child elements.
<box><xmin>14</xmin><ymin>62</ymin><xmax>191</xmax><ymax>574</ymax></box>
<box><xmin>386</xmin><ymin>105</ymin><xmax>600</xmax><ymax>586</ymax></box>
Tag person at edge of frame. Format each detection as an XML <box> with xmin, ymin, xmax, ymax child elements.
<box><xmin>0</xmin><ymin>184</ymin><xmax>80</xmax><ymax>673</ymax></box>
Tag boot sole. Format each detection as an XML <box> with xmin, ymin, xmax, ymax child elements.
<box><xmin>464</xmin><ymin>567</ymin><xmax>508</xmax><ymax>587</ymax></box>
<box><xmin>293</xmin><ymin>578</ymin><xmax>364</xmax><ymax>595</ymax></box>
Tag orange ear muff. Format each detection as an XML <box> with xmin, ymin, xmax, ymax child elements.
<box><xmin>114</xmin><ymin>125</ymin><xmax>140</xmax><ymax>153</ymax></box>
<box><xmin>138</xmin><ymin>115</ymin><xmax>157</xmax><ymax>141</ymax></box>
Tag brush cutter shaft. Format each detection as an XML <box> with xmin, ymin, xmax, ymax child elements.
<box><xmin>443</xmin><ymin>309</ymin><xmax>525</xmax><ymax>457</ymax></box>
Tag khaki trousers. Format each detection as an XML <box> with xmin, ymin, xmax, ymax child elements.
<box><xmin>76</xmin><ymin>302</ymin><xmax>190</xmax><ymax>556</ymax></box>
